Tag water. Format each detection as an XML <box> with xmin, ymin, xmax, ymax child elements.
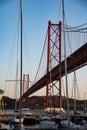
<box><xmin>0</xmin><ymin>109</ymin><xmax>43</xmax><ymax>129</ymax></box>
<box><xmin>1</xmin><ymin>123</ymin><xmax>40</xmax><ymax>129</ymax></box>
<box><xmin>3</xmin><ymin>109</ymin><xmax>44</xmax><ymax>115</ymax></box>
<box><xmin>1</xmin><ymin>109</ymin><xmax>87</xmax><ymax>129</ymax></box>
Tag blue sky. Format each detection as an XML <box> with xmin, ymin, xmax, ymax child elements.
<box><xmin>0</xmin><ymin>0</ymin><xmax>87</xmax><ymax>99</ymax></box>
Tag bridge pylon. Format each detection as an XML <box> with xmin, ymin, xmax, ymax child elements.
<box><xmin>22</xmin><ymin>74</ymin><xmax>29</xmax><ymax>108</ymax></box>
<box><xmin>46</xmin><ymin>21</ymin><xmax>62</xmax><ymax>108</ymax></box>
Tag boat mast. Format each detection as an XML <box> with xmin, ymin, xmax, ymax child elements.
<box><xmin>62</xmin><ymin>0</ymin><xmax>69</xmax><ymax>116</ymax></box>
<box><xmin>15</xmin><ymin>61</ymin><xmax>19</xmax><ymax>111</ymax></box>
<box><xmin>74</xmin><ymin>71</ymin><xmax>76</xmax><ymax>114</ymax></box>
<box><xmin>84</xmin><ymin>92</ymin><xmax>86</xmax><ymax>113</ymax></box>
<box><xmin>19</xmin><ymin>0</ymin><xmax>23</xmax><ymax>126</ymax></box>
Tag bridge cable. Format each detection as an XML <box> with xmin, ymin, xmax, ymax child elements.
<box><xmin>33</xmin><ymin>29</ymin><xmax>48</xmax><ymax>84</ymax></box>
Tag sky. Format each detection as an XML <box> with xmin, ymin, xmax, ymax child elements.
<box><xmin>0</xmin><ymin>0</ymin><xmax>87</xmax><ymax>99</ymax></box>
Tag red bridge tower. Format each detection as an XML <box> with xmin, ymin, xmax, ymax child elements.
<box><xmin>46</xmin><ymin>21</ymin><xmax>62</xmax><ymax>108</ymax></box>
<box><xmin>22</xmin><ymin>74</ymin><xmax>29</xmax><ymax>108</ymax></box>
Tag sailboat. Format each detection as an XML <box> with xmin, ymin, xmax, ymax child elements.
<box><xmin>8</xmin><ymin>0</ymin><xmax>23</xmax><ymax>127</ymax></box>
<box><xmin>14</xmin><ymin>0</ymin><xmax>24</xmax><ymax>128</ymax></box>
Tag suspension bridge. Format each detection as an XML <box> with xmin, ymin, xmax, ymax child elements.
<box><xmin>21</xmin><ymin>21</ymin><xmax>87</xmax><ymax>108</ymax></box>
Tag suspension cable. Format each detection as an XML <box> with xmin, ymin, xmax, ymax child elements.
<box><xmin>33</xmin><ymin>29</ymin><xmax>48</xmax><ymax>84</ymax></box>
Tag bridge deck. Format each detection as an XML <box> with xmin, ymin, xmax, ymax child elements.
<box><xmin>23</xmin><ymin>43</ymin><xmax>87</xmax><ymax>97</ymax></box>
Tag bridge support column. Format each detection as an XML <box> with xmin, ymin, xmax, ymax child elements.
<box><xmin>22</xmin><ymin>74</ymin><xmax>29</xmax><ymax>108</ymax></box>
<box><xmin>46</xmin><ymin>21</ymin><xmax>62</xmax><ymax>108</ymax></box>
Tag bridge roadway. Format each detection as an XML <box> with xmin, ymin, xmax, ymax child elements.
<box><xmin>23</xmin><ymin>42</ymin><xmax>87</xmax><ymax>97</ymax></box>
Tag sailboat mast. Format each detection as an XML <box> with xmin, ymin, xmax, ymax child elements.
<box><xmin>19</xmin><ymin>0</ymin><xmax>23</xmax><ymax>125</ymax></box>
<box><xmin>74</xmin><ymin>71</ymin><xmax>76</xmax><ymax>113</ymax></box>
<box><xmin>62</xmin><ymin>0</ymin><xmax>69</xmax><ymax>115</ymax></box>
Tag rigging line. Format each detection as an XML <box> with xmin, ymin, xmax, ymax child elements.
<box><xmin>23</xmin><ymin>28</ymin><xmax>32</xmax><ymax>75</ymax></box>
<box><xmin>24</xmin><ymin>42</ymin><xmax>30</xmax><ymax>73</ymax></box>
<box><xmin>64</xmin><ymin>18</ymin><xmax>72</xmax><ymax>54</ymax></box>
<box><xmin>62</xmin><ymin>0</ymin><xmax>69</xmax><ymax>117</ymax></box>
<box><xmin>4</xmin><ymin>81</ymin><xmax>7</xmax><ymax>96</ymax></box>
<box><xmin>72</xmin><ymin>71</ymin><xmax>80</xmax><ymax>100</ymax></box>
<box><xmin>75</xmin><ymin>74</ymin><xmax>80</xmax><ymax>100</ymax></box>
<box><xmin>21</xmin><ymin>20</ymin><xmax>33</xmax><ymax>82</ymax></box>
<box><xmin>57</xmin><ymin>0</ymin><xmax>62</xmax><ymax>22</ymax></box>
<box><xmin>33</xmin><ymin>29</ymin><xmax>48</xmax><ymax>84</ymax></box>
<box><xmin>19</xmin><ymin>11</ymin><xmax>28</xmax><ymax>73</ymax></box>
<box><xmin>5</xmin><ymin>13</ymin><xmax>20</xmax><ymax>80</ymax></box>
<box><xmin>61</xmin><ymin>1</ymin><xmax>73</xmax><ymax>56</ymax></box>
<box><xmin>62</xmin><ymin>78</ymin><xmax>65</xmax><ymax>97</ymax></box>
<box><xmin>61</xmin><ymin>11</ymin><xmax>72</xmax><ymax>57</ymax></box>
<box><xmin>14</xmin><ymin>33</ymin><xmax>19</xmax><ymax>106</ymax></box>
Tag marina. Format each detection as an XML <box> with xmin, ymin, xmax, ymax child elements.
<box><xmin>0</xmin><ymin>109</ymin><xmax>86</xmax><ymax>129</ymax></box>
<box><xmin>0</xmin><ymin>0</ymin><xmax>87</xmax><ymax>129</ymax></box>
